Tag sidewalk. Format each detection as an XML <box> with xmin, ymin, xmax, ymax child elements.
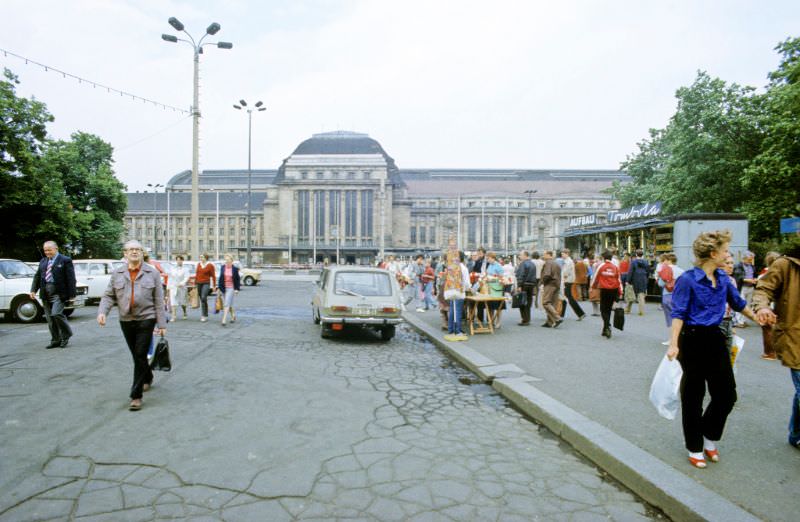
<box><xmin>403</xmin><ymin>299</ymin><xmax>798</xmax><ymax>521</ymax></box>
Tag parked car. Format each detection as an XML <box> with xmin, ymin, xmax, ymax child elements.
<box><xmin>72</xmin><ymin>259</ymin><xmax>126</xmax><ymax>304</ymax></box>
<box><xmin>0</xmin><ymin>259</ymin><xmax>88</xmax><ymax>323</ymax></box>
<box><xmin>212</xmin><ymin>261</ymin><xmax>262</xmax><ymax>286</ymax></box>
<box><xmin>311</xmin><ymin>265</ymin><xmax>403</xmax><ymax>340</ymax></box>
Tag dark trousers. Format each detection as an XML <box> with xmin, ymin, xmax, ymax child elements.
<box><xmin>518</xmin><ymin>283</ymin><xmax>535</xmax><ymax>324</ymax></box>
<box><xmin>678</xmin><ymin>325</ymin><xmax>737</xmax><ymax>452</ymax></box>
<box><xmin>564</xmin><ymin>283</ymin><xmax>585</xmax><ymax>318</ymax></box>
<box><xmin>43</xmin><ymin>284</ymin><xmax>72</xmax><ymax>342</ymax></box>
<box><xmin>120</xmin><ymin>319</ymin><xmax>155</xmax><ymax>400</ymax></box>
<box><xmin>197</xmin><ymin>283</ymin><xmax>212</xmax><ymax>318</ymax></box>
<box><xmin>599</xmin><ymin>289</ymin><xmax>618</xmax><ymax>331</ymax></box>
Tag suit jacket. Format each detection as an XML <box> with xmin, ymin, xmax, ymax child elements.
<box><xmin>31</xmin><ymin>254</ymin><xmax>76</xmax><ymax>300</ymax></box>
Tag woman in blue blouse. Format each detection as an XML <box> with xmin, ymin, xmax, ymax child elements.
<box><xmin>667</xmin><ymin>230</ymin><xmax>761</xmax><ymax>469</ymax></box>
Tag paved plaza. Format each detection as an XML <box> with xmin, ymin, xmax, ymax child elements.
<box><xmin>0</xmin><ymin>280</ymin><xmax>661</xmax><ymax>521</ymax></box>
<box><xmin>405</xmin><ymin>289</ymin><xmax>800</xmax><ymax>521</ymax></box>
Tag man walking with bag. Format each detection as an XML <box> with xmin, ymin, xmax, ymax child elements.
<box><xmin>97</xmin><ymin>240</ymin><xmax>167</xmax><ymax>411</ymax></box>
<box><xmin>540</xmin><ymin>250</ymin><xmax>562</xmax><ymax>328</ymax></box>
<box><xmin>30</xmin><ymin>241</ymin><xmax>76</xmax><ymax>349</ymax></box>
<box><xmin>514</xmin><ymin>250</ymin><xmax>536</xmax><ymax>326</ymax></box>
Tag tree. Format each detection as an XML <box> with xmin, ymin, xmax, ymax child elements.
<box><xmin>740</xmin><ymin>37</ymin><xmax>800</xmax><ymax>241</ymax></box>
<box><xmin>41</xmin><ymin>132</ymin><xmax>127</xmax><ymax>258</ymax></box>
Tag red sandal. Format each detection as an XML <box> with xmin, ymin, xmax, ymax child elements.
<box><xmin>688</xmin><ymin>456</ymin><xmax>707</xmax><ymax>469</ymax></box>
<box><xmin>704</xmin><ymin>448</ymin><xmax>720</xmax><ymax>462</ymax></box>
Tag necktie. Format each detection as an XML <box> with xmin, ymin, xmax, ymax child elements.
<box><xmin>46</xmin><ymin>259</ymin><xmax>53</xmax><ymax>283</ymax></box>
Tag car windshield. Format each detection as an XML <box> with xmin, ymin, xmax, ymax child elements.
<box><xmin>0</xmin><ymin>260</ymin><xmax>36</xmax><ymax>278</ymax></box>
<box><xmin>334</xmin><ymin>271</ymin><xmax>392</xmax><ymax>297</ymax></box>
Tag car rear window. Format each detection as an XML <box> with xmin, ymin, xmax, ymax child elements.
<box><xmin>334</xmin><ymin>271</ymin><xmax>392</xmax><ymax>297</ymax></box>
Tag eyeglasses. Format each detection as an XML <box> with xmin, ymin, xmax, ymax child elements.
<box><xmin>125</xmin><ymin>248</ymin><xmax>143</xmax><ymax>252</ymax></box>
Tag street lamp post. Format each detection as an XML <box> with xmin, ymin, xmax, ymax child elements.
<box><xmin>524</xmin><ymin>189</ymin><xmax>538</xmax><ymax>249</ymax></box>
<box><xmin>162</xmin><ymin>17</ymin><xmax>232</xmax><ymax>261</ymax></box>
<box><xmin>147</xmin><ymin>183</ymin><xmax>164</xmax><ymax>258</ymax></box>
<box><xmin>233</xmin><ymin>100</ymin><xmax>265</xmax><ymax>268</ymax></box>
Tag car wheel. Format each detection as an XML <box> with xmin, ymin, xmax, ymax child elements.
<box><xmin>12</xmin><ymin>296</ymin><xmax>43</xmax><ymax>323</ymax></box>
<box><xmin>244</xmin><ymin>276</ymin><xmax>255</xmax><ymax>286</ymax></box>
<box><xmin>313</xmin><ymin>307</ymin><xmax>320</xmax><ymax>324</ymax></box>
<box><xmin>380</xmin><ymin>325</ymin><xmax>396</xmax><ymax>341</ymax></box>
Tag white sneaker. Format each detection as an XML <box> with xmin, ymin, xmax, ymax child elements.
<box><xmin>416</xmin><ymin>308</ymin><xmax>426</xmax><ymax>313</ymax></box>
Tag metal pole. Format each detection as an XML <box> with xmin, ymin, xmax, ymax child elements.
<box><xmin>288</xmin><ymin>192</ymin><xmax>293</xmax><ymax>264</ymax></box>
<box><xmin>166</xmin><ymin>188</ymin><xmax>171</xmax><ymax>259</ymax></box>
<box><xmin>246</xmin><ymin>110</ymin><xmax>252</xmax><ymax>268</ymax></box>
<box><xmin>215</xmin><ymin>190</ymin><xmax>220</xmax><ymax>260</ymax></box>
<box><xmin>153</xmin><ymin>190</ymin><xmax>158</xmax><ymax>258</ymax></box>
<box><xmin>505</xmin><ymin>196</ymin><xmax>509</xmax><ymax>255</ymax></box>
<box><xmin>190</xmin><ymin>47</ymin><xmax>201</xmax><ymax>261</ymax></box>
<box><xmin>379</xmin><ymin>179</ymin><xmax>385</xmax><ymax>262</ymax></box>
<box><xmin>312</xmin><ymin>192</ymin><xmax>317</xmax><ymax>265</ymax></box>
<box><xmin>457</xmin><ymin>194</ymin><xmax>461</xmax><ymax>250</ymax></box>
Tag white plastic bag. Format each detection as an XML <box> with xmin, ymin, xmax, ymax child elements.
<box><xmin>649</xmin><ymin>355</ymin><xmax>683</xmax><ymax>420</ymax></box>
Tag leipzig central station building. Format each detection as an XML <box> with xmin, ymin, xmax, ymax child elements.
<box><xmin>124</xmin><ymin>131</ymin><xmax>628</xmax><ymax>264</ymax></box>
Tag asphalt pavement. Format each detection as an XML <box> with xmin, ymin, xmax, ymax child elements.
<box><xmin>403</xmin><ymin>292</ymin><xmax>799</xmax><ymax>521</ymax></box>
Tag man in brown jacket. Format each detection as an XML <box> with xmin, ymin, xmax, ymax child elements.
<box><xmin>540</xmin><ymin>250</ymin><xmax>562</xmax><ymax>328</ymax></box>
<box><xmin>753</xmin><ymin>237</ymin><xmax>800</xmax><ymax>448</ymax></box>
<box><xmin>98</xmin><ymin>240</ymin><xmax>167</xmax><ymax>411</ymax></box>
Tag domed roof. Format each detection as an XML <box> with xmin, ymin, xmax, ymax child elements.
<box><xmin>291</xmin><ymin>131</ymin><xmax>388</xmax><ymax>156</ymax></box>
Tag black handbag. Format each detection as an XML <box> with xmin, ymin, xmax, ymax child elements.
<box><xmin>511</xmin><ymin>292</ymin><xmax>527</xmax><ymax>309</ymax></box>
<box><xmin>613</xmin><ymin>306</ymin><xmax>625</xmax><ymax>331</ymax></box>
<box><xmin>150</xmin><ymin>336</ymin><xmax>172</xmax><ymax>371</ymax></box>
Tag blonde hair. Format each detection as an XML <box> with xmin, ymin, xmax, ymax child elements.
<box><xmin>692</xmin><ymin>229</ymin><xmax>732</xmax><ymax>266</ymax></box>
<box><xmin>224</xmin><ymin>254</ymin><xmax>234</xmax><ymax>262</ymax></box>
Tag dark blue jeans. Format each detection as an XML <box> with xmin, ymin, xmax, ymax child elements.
<box><xmin>790</xmin><ymin>369</ymin><xmax>800</xmax><ymax>446</ymax></box>
<box><xmin>448</xmin><ymin>299</ymin><xmax>464</xmax><ymax>334</ymax></box>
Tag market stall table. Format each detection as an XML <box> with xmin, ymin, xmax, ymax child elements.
<box><xmin>464</xmin><ymin>294</ymin><xmax>507</xmax><ymax>335</ymax></box>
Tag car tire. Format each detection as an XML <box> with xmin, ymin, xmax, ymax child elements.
<box><xmin>380</xmin><ymin>325</ymin><xmax>396</xmax><ymax>341</ymax></box>
<box><xmin>244</xmin><ymin>276</ymin><xmax>255</xmax><ymax>286</ymax></box>
<box><xmin>12</xmin><ymin>296</ymin><xmax>43</xmax><ymax>323</ymax></box>
<box><xmin>313</xmin><ymin>307</ymin><xmax>320</xmax><ymax>324</ymax></box>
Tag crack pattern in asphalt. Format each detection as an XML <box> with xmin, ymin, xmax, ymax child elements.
<box><xmin>1</xmin><ymin>321</ymin><xmax>662</xmax><ymax>521</ymax></box>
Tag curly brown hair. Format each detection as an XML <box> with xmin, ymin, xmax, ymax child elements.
<box><xmin>692</xmin><ymin>230</ymin><xmax>732</xmax><ymax>266</ymax></box>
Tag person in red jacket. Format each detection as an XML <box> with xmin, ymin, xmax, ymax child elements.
<box><xmin>591</xmin><ymin>250</ymin><xmax>623</xmax><ymax>338</ymax></box>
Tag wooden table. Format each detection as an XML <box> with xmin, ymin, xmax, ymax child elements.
<box><xmin>464</xmin><ymin>294</ymin><xmax>507</xmax><ymax>335</ymax></box>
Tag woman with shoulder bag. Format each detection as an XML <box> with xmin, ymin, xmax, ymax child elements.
<box><xmin>217</xmin><ymin>254</ymin><xmax>240</xmax><ymax>327</ymax></box>
<box><xmin>590</xmin><ymin>250</ymin><xmax>623</xmax><ymax>338</ymax></box>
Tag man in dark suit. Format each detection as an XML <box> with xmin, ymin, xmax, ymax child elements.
<box><xmin>29</xmin><ymin>241</ymin><xmax>76</xmax><ymax>348</ymax></box>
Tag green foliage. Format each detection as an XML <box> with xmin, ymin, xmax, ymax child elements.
<box><xmin>614</xmin><ymin>38</ymin><xmax>800</xmax><ymax>243</ymax></box>
<box><xmin>0</xmin><ymin>69</ymin><xmax>127</xmax><ymax>260</ymax></box>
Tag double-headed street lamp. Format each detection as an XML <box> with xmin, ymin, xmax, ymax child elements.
<box><xmin>233</xmin><ymin>100</ymin><xmax>266</xmax><ymax>268</ymax></box>
<box><xmin>162</xmin><ymin>17</ymin><xmax>232</xmax><ymax>261</ymax></box>
<box><xmin>147</xmin><ymin>183</ymin><xmax>164</xmax><ymax>258</ymax></box>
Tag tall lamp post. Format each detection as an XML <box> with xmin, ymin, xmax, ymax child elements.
<box><xmin>162</xmin><ymin>17</ymin><xmax>232</xmax><ymax>261</ymax></box>
<box><xmin>233</xmin><ymin>100</ymin><xmax>265</xmax><ymax>268</ymax></box>
<box><xmin>524</xmin><ymin>189</ymin><xmax>538</xmax><ymax>248</ymax></box>
<box><xmin>147</xmin><ymin>183</ymin><xmax>164</xmax><ymax>258</ymax></box>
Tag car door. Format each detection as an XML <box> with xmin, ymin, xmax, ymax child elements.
<box><xmin>72</xmin><ymin>262</ymin><xmax>93</xmax><ymax>298</ymax></box>
<box><xmin>89</xmin><ymin>263</ymin><xmax>111</xmax><ymax>298</ymax></box>
<box><xmin>312</xmin><ymin>269</ymin><xmax>327</xmax><ymax>312</ymax></box>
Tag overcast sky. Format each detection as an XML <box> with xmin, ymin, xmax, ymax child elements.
<box><xmin>3</xmin><ymin>0</ymin><xmax>799</xmax><ymax>192</ymax></box>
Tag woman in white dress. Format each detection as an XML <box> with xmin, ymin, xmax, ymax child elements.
<box><xmin>167</xmin><ymin>255</ymin><xmax>190</xmax><ymax>321</ymax></box>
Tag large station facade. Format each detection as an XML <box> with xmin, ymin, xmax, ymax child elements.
<box><xmin>124</xmin><ymin>131</ymin><xmax>628</xmax><ymax>264</ymax></box>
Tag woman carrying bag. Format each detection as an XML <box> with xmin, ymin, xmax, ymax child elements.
<box><xmin>217</xmin><ymin>254</ymin><xmax>241</xmax><ymax>327</ymax></box>
<box><xmin>667</xmin><ymin>230</ymin><xmax>761</xmax><ymax>469</ymax></box>
<box><xmin>590</xmin><ymin>250</ymin><xmax>623</xmax><ymax>339</ymax></box>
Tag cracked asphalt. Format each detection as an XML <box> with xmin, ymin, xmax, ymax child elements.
<box><xmin>0</xmin><ymin>280</ymin><xmax>664</xmax><ymax>521</ymax></box>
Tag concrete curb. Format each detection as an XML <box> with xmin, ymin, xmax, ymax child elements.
<box><xmin>403</xmin><ymin>311</ymin><xmax>759</xmax><ymax>522</ymax></box>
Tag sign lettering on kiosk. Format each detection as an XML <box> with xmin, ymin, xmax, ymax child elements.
<box><xmin>568</xmin><ymin>215</ymin><xmax>597</xmax><ymax>228</ymax></box>
<box><xmin>607</xmin><ymin>201</ymin><xmax>663</xmax><ymax>223</ymax></box>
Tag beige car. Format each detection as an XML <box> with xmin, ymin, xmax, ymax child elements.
<box><xmin>212</xmin><ymin>261</ymin><xmax>261</xmax><ymax>286</ymax></box>
<box><xmin>311</xmin><ymin>265</ymin><xmax>403</xmax><ymax>340</ymax></box>
<box><xmin>1</xmin><ymin>259</ymin><xmax>87</xmax><ymax>323</ymax></box>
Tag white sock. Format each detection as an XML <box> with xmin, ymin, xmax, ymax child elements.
<box><xmin>703</xmin><ymin>437</ymin><xmax>717</xmax><ymax>451</ymax></box>
<box><xmin>689</xmin><ymin>451</ymin><xmax>705</xmax><ymax>460</ymax></box>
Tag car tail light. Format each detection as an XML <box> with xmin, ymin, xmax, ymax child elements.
<box><xmin>332</xmin><ymin>323</ymin><xmax>344</xmax><ymax>331</ymax></box>
<box><xmin>380</xmin><ymin>307</ymin><xmax>398</xmax><ymax>313</ymax></box>
<box><xmin>331</xmin><ymin>306</ymin><xmax>350</xmax><ymax>312</ymax></box>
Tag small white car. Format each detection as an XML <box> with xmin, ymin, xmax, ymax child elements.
<box><xmin>0</xmin><ymin>259</ymin><xmax>88</xmax><ymax>323</ymax></box>
<box><xmin>311</xmin><ymin>265</ymin><xmax>403</xmax><ymax>340</ymax></box>
<box><xmin>72</xmin><ymin>259</ymin><xmax>126</xmax><ymax>304</ymax></box>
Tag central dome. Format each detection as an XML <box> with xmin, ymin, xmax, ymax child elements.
<box><xmin>291</xmin><ymin>131</ymin><xmax>389</xmax><ymax>156</ymax></box>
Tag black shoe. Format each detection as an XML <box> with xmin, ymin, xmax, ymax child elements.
<box><xmin>577</xmin><ymin>315</ymin><xmax>585</xmax><ymax>321</ymax></box>
<box><xmin>46</xmin><ymin>341</ymin><xmax>60</xmax><ymax>349</ymax></box>
<box><xmin>59</xmin><ymin>338</ymin><xmax>69</xmax><ymax>348</ymax></box>
<box><xmin>553</xmin><ymin>320</ymin><xmax>563</xmax><ymax>328</ymax></box>
<box><xmin>541</xmin><ymin>322</ymin><xmax>553</xmax><ymax>328</ymax></box>
<box><xmin>517</xmin><ymin>321</ymin><xmax>530</xmax><ymax>326</ymax></box>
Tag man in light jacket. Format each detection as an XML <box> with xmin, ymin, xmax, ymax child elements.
<box><xmin>97</xmin><ymin>240</ymin><xmax>167</xmax><ymax>411</ymax></box>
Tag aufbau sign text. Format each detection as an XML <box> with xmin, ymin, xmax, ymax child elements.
<box><xmin>607</xmin><ymin>201</ymin><xmax>663</xmax><ymax>223</ymax></box>
<box><xmin>568</xmin><ymin>215</ymin><xmax>597</xmax><ymax>228</ymax></box>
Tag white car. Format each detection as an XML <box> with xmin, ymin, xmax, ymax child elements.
<box><xmin>0</xmin><ymin>259</ymin><xmax>88</xmax><ymax>323</ymax></box>
<box><xmin>73</xmin><ymin>259</ymin><xmax>126</xmax><ymax>304</ymax></box>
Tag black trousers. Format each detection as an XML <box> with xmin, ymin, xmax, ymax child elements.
<box><xmin>518</xmin><ymin>283</ymin><xmax>535</xmax><ymax>323</ymax></box>
<box><xmin>564</xmin><ymin>283</ymin><xmax>585</xmax><ymax>318</ymax></box>
<box><xmin>599</xmin><ymin>289</ymin><xmax>618</xmax><ymax>331</ymax></box>
<box><xmin>678</xmin><ymin>325</ymin><xmax>737</xmax><ymax>452</ymax></box>
<box><xmin>197</xmin><ymin>283</ymin><xmax>212</xmax><ymax>317</ymax></box>
<box><xmin>43</xmin><ymin>284</ymin><xmax>72</xmax><ymax>342</ymax></box>
<box><xmin>120</xmin><ymin>319</ymin><xmax>155</xmax><ymax>400</ymax></box>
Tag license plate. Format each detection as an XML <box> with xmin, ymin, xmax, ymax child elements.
<box><xmin>355</xmin><ymin>305</ymin><xmax>373</xmax><ymax>316</ymax></box>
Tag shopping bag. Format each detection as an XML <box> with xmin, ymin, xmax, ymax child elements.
<box><xmin>511</xmin><ymin>292</ymin><xmax>527</xmax><ymax>309</ymax></box>
<box><xmin>730</xmin><ymin>335</ymin><xmax>745</xmax><ymax>368</ymax></box>
<box><xmin>624</xmin><ymin>283</ymin><xmax>636</xmax><ymax>303</ymax></box>
<box><xmin>589</xmin><ymin>287</ymin><xmax>601</xmax><ymax>303</ymax></box>
<box><xmin>613</xmin><ymin>306</ymin><xmax>625</xmax><ymax>331</ymax></box>
<box><xmin>189</xmin><ymin>287</ymin><xmax>199</xmax><ymax>309</ymax></box>
<box><xmin>215</xmin><ymin>293</ymin><xmax>223</xmax><ymax>313</ymax></box>
<box><xmin>649</xmin><ymin>355</ymin><xmax>683</xmax><ymax>420</ymax></box>
<box><xmin>150</xmin><ymin>336</ymin><xmax>172</xmax><ymax>372</ymax></box>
